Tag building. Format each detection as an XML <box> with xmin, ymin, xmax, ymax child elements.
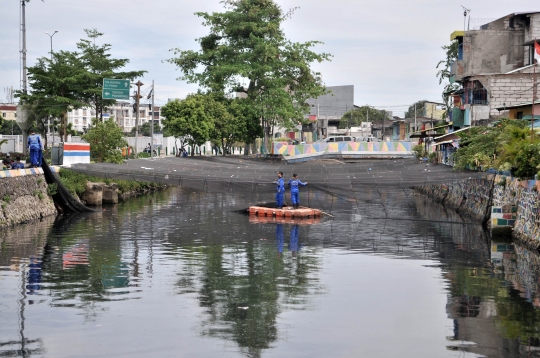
<box><xmin>495</xmin><ymin>100</ymin><xmax>540</xmax><ymax>120</ymax></box>
<box><xmin>67</xmin><ymin>103</ymin><xmax>162</xmax><ymax>133</ymax></box>
<box><xmin>305</xmin><ymin>85</ymin><xmax>354</xmax><ymax>140</ymax></box>
<box><xmin>449</xmin><ymin>12</ymin><xmax>540</xmax><ymax>125</ymax></box>
<box><xmin>0</xmin><ymin>104</ymin><xmax>17</xmax><ymax>121</ymax></box>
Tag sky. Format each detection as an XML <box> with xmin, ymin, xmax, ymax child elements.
<box><xmin>0</xmin><ymin>0</ymin><xmax>537</xmax><ymax>116</ymax></box>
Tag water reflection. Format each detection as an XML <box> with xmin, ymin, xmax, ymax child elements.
<box><xmin>3</xmin><ymin>188</ymin><xmax>540</xmax><ymax>356</ymax></box>
<box><xmin>174</xmin><ymin>221</ymin><xmax>322</xmax><ymax>358</ymax></box>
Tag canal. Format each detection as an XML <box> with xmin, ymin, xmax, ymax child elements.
<box><xmin>1</xmin><ymin>186</ymin><xmax>540</xmax><ymax>357</ymax></box>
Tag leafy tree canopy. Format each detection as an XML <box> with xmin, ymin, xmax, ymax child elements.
<box><xmin>82</xmin><ymin>118</ymin><xmax>127</xmax><ymax>163</ymax></box>
<box><xmin>161</xmin><ymin>94</ymin><xmax>224</xmax><ymax>154</ymax></box>
<box><xmin>338</xmin><ymin>105</ymin><xmax>389</xmax><ymax>129</ymax></box>
<box><xmin>127</xmin><ymin>121</ymin><xmax>162</xmax><ymax>137</ymax></box>
<box><xmin>167</xmin><ymin>0</ymin><xmax>331</xmax><ymax>142</ymax></box>
<box><xmin>16</xmin><ymin>29</ymin><xmax>146</xmax><ymax>141</ymax></box>
<box><xmin>404</xmin><ymin>100</ymin><xmax>429</xmax><ymax>119</ymax></box>
<box><xmin>436</xmin><ymin>40</ymin><xmax>460</xmax><ymax>118</ymax></box>
<box><xmin>454</xmin><ymin>119</ymin><xmax>540</xmax><ymax>178</ymax></box>
<box><xmin>77</xmin><ymin>29</ymin><xmax>146</xmax><ymax>121</ymax></box>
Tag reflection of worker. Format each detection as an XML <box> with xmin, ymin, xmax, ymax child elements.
<box><xmin>289</xmin><ymin>225</ymin><xmax>300</xmax><ymax>257</ymax></box>
<box><xmin>26</xmin><ymin>256</ymin><xmax>42</xmax><ymax>294</ymax></box>
<box><xmin>276</xmin><ymin>224</ymin><xmax>284</xmax><ymax>259</ymax></box>
<box><xmin>288</xmin><ymin>174</ymin><xmax>307</xmax><ymax>209</ymax></box>
<box><xmin>27</xmin><ymin>129</ymin><xmax>43</xmax><ymax>168</ymax></box>
<box><xmin>274</xmin><ymin>171</ymin><xmax>285</xmax><ymax>209</ymax></box>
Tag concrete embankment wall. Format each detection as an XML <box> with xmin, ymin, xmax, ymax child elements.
<box><xmin>415</xmin><ymin>174</ymin><xmax>540</xmax><ymax>250</ymax></box>
<box><xmin>414</xmin><ymin>177</ymin><xmax>495</xmax><ymax>223</ymax></box>
<box><xmin>0</xmin><ymin>171</ymin><xmax>57</xmax><ymax>226</ymax></box>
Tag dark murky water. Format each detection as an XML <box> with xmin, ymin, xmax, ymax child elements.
<box><xmin>1</xmin><ymin>188</ymin><xmax>540</xmax><ymax>357</ymax></box>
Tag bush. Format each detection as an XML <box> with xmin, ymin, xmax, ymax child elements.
<box><xmin>412</xmin><ymin>144</ymin><xmax>427</xmax><ymax>159</ymax></box>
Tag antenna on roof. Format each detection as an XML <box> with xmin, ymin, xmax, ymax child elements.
<box><xmin>461</xmin><ymin>6</ymin><xmax>471</xmax><ymax>31</ymax></box>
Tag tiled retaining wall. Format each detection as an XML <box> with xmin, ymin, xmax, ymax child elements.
<box><xmin>0</xmin><ymin>167</ymin><xmax>58</xmax><ymax>226</ymax></box>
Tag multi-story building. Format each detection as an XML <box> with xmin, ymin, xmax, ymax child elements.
<box><xmin>449</xmin><ymin>11</ymin><xmax>540</xmax><ymax>126</ymax></box>
<box><xmin>305</xmin><ymin>85</ymin><xmax>354</xmax><ymax>140</ymax></box>
<box><xmin>67</xmin><ymin>103</ymin><xmax>162</xmax><ymax>133</ymax></box>
<box><xmin>0</xmin><ymin>104</ymin><xmax>17</xmax><ymax>121</ymax></box>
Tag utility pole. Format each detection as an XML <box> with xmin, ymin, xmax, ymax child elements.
<box><xmin>532</xmin><ymin>41</ymin><xmax>537</xmax><ymax>143</ymax></box>
<box><xmin>44</xmin><ymin>31</ymin><xmax>58</xmax><ymax>61</ymax></box>
<box><xmin>21</xmin><ymin>0</ymin><xmax>27</xmax><ymax>94</ymax></box>
<box><xmin>151</xmin><ymin>80</ymin><xmax>155</xmax><ymax>159</ymax></box>
<box><xmin>133</xmin><ymin>81</ymin><xmax>143</xmax><ymax>158</ymax></box>
<box><xmin>414</xmin><ymin>105</ymin><xmax>417</xmax><ymax>134</ymax></box>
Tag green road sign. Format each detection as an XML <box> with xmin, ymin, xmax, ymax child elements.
<box><xmin>102</xmin><ymin>79</ymin><xmax>131</xmax><ymax>100</ymax></box>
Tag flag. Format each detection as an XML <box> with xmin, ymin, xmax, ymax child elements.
<box><xmin>535</xmin><ymin>40</ymin><xmax>540</xmax><ymax>64</ymax></box>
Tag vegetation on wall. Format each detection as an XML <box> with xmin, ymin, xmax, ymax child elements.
<box><xmin>453</xmin><ymin>119</ymin><xmax>540</xmax><ymax>179</ymax></box>
<box><xmin>59</xmin><ymin>169</ymin><xmax>163</xmax><ymax>197</ymax></box>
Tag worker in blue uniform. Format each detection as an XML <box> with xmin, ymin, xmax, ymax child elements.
<box><xmin>274</xmin><ymin>171</ymin><xmax>285</xmax><ymax>208</ymax></box>
<box><xmin>288</xmin><ymin>173</ymin><xmax>307</xmax><ymax>209</ymax></box>
<box><xmin>27</xmin><ymin>130</ymin><xmax>43</xmax><ymax>168</ymax></box>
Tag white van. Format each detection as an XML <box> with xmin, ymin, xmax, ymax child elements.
<box><xmin>318</xmin><ymin>136</ymin><xmax>354</xmax><ymax>143</ymax></box>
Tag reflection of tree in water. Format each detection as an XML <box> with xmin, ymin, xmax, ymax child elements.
<box><xmin>176</xmin><ymin>228</ymin><xmax>324</xmax><ymax>358</ymax></box>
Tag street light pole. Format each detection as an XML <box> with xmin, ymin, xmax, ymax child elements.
<box><xmin>44</xmin><ymin>30</ymin><xmax>58</xmax><ymax>61</ymax></box>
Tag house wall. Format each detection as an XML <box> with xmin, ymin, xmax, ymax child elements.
<box><xmin>485</xmin><ymin>74</ymin><xmax>536</xmax><ymax>116</ymax></box>
<box><xmin>524</xmin><ymin>14</ymin><xmax>540</xmax><ymax>43</ymax></box>
<box><xmin>508</xmin><ymin>105</ymin><xmax>540</xmax><ymax>119</ymax></box>
<box><xmin>463</xmin><ymin>29</ymin><xmax>525</xmax><ymax>76</ymax></box>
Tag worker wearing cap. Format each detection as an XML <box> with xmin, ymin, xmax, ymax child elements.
<box><xmin>27</xmin><ymin>129</ymin><xmax>43</xmax><ymax>168</ymax></box>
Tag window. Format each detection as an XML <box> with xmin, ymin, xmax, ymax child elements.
<box><xmin>517</xmin><ymin>112</ymin><xmax>523</xmax><ymax>119</ymax></box>
<box><xmin>1</xmin><ymin>112</ymin><xmax>5</xmax><ymax>118</ymax></box>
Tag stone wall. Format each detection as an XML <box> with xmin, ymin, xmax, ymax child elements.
<box><xmin>0</xmin><ymin>174</ymin><xmax>57</xmax><ymax>226</ymax></box>
<box><xmin>417</xmin><ymin>174</ymin><xmax>540</xmax><ymax>250</ymax></box>
<box><xmin>414</xmin><ymin>177</ymin><xmax>494</xmax><ymax>223</ymax></box>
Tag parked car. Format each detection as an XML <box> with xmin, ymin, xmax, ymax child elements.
<box><xmin>316</xmin><ymin>136</ymin><xmax>354</xmax><ymax>143</ymax></box>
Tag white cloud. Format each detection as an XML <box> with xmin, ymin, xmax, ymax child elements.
<box><xmin>1</xmin><ymin>0</ymin><xmax>536</xmax><ymax>116</ymax></box>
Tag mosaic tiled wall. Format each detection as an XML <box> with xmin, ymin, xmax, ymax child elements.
<box><xmin>273</xmin><ymin>141</ymin><xmax>413</xmax><ymax>156</ymax></box>
<box><xmin>0</xmin><ymin>166</ymin><xmax>60</xmax><ymax>178</ymax></box>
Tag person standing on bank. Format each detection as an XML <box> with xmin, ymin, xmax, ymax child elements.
<box><xmin>274</xmin><ymin>171</ymin><xmax>285</xmax><ymax>209</ymax></box>
<box><xmin>288</xmin><ymin>173</ymin><xmax>307</xmax><ymax>209</ymax></box>
<box><xmin>27</xmin><ymin>129</ymin><xmax>43</xmax><ymax>168</ymax></box>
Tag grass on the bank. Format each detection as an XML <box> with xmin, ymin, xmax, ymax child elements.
<box><xmin>59</xmin><ymin>169</ymin><xmax>162</xmax><ymax>197</ymax></box>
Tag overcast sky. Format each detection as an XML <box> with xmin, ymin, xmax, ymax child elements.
<box><xmin>0</xmin><ymin>0</ymin><xmax>537</xmax><ymax>116</ymax></box>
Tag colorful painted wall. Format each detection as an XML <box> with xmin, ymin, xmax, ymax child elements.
<box><xmin>273</xmin><ymin>141</ymin><xmax>413</xmax><ymax>157</ymax></box>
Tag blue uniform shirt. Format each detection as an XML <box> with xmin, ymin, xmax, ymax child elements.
<box><xmin>276</xmin><ymin>177</ymin><xmax>284</xmax><ymax>193</ymax></box>
<box><xmin>288</xmin><ymin>178</ymin><xmax>307</xmax><ymax>193</ymax></box>
<box><xmin>28</xmin><ymin>134</ymin><xmax>42</xmax><ymax>150</ymax></box>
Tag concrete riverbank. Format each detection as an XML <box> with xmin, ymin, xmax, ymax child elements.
<box><xmin>0</xmin><ymin>168</ymin><xmax>57</xmax><ymax>226</ymax></box>
<box><xmin>415</xmin><ymin>174</ymin><xmax>540</xmax><ymax>250</ymax></box>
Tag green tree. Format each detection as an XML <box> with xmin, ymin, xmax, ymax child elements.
<box><xmin>17</xmin><ymin>50</ymin><xmax>87</xmax><ymax>142</ymax></box>
<box><xmin>404</xmin><ymin>100</ymin><xmax>428</xmax><ymax>119</ymax></box>
<box><xmin>167</xmin><ymin>0</ymin><xmax>331</xmax><ymax>151</ymax></box>
<box><xmin>338</xmin><ymin>105</ymin><xmax>388</xmax><ymax>129</ymax></box>
<box><xmin>128</xmin><ymin>121</ymin><xmax>162</xmax><ymax>137</ymax></box>
<box><xmin>211</xmin><ymin>98</ymin><xmax>257</xmax><ymax>155</ymax></box>
<box><xmin>436</xmin><ymin>40</ymin><xmax>460</xmax><ymax>118</ymax></box>
<box><xmin>77</xmin><ymin>29</ymin><xmax>146</xmax><ymax>121</ymax></box>
<box><xmin>0</xmin><ymin>121</ymin><xmax>23</xmax><ymax>135</ymax></box>
<box><xmin>161</xmin><ymin>94</ymin><xmax>223</xmax><ymax>155</ymax></box>
<box><xmin>82</xmin><ymin>118</ymin><xmax>127</xmax><ymax>163</ymax></box>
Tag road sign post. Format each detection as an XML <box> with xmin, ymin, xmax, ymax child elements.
<box><xmin>102</xmin><ymin>79</ymin><xmax>130</xmax><ymax>100</ymax></box>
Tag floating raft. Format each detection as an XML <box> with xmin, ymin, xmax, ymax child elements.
<box><xmin>249</xmin><ymin>215</ymin><xmax>321</xmax><ymax>225</ymax></box>
<box><xmin>248</xmin><ymin>206</ymin><xmax>322</xmax><ymax>219</ymax></box>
